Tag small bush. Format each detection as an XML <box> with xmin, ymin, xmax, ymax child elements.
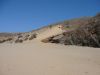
<box><xmin>0</xmin><ymin>40</ymin><xmax>6</xmax><ymax>43</ymax></box>
<box><xmin>50</xmin><ymin>39</ymin><xmax>60</xmax><ymax>43</ymax></box>
<box><xmin>15</xmin><ymin>39</ymin><xmax>23</xmax><ymax>43</ymax></box>
<box><xmin>7</xmin><ymin>38</ymin><xmax>13</xmax><ymax>41</ymax></box>
<box><xmin>29</xmin><ymin>34</ymin><xmax>37</xmax><ymax>40</ymax></box>
<box><xmin>24</xmin><ymin>37</ymin><xmax>28</xmax><ymax>41</ymax></box>
<box><xmin>41</xmin><ymin>39</ymin><xmax>50</xmax><ymax>43</ymax></box>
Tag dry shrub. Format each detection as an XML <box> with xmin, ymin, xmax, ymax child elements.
<box><xmin>41</xmin><ymin>38</ymin><xmax>50</xmax><ymax>43</ymax></box>
<box><xmin>51</xmin><ymin>39</ymin><xmax>60</xmax><ymax>43</ymax></box>
<box><xmin>0</xmin><ymin>40</ymin><xmax>6</xmax><ymax>43</ymax></box>
<box><xmin>29</xmin><ymin>34</ymin><xmax>37</xmax><ymax>40</ymax></box>
<box><xmin>7</xmin><ymin>38</ymin><xmax>13</xmax><ymax>41</ymax></box>
<box><xmin>15</xmin><ymin>39</ymin><xmax>23</xmax><ymax>43</ymax></box>
<box><xmin>24</xmin><ymin>37</ymin><xmax>28</xmax><ymax>41</ymax></box>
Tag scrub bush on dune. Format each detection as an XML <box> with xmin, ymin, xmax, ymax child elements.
<box><xmin>29</xmin><ymin>34</ymin><xmax>37</xmax><ymax>40</ymax></box>
<box><xmin>15</xmin><ymin>39</ymin><xmax>23</xmax><ymax>43</ymax></box>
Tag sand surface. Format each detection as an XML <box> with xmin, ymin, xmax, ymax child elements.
<box><xmin>0</xmin><ymin>40</ymin><xmax>100</xmax><ymax>75</ymax></box>
<box><xmin>36</xmin><ymin>25</ymin><xmax>63</xmax><ymax>40</ymax></box>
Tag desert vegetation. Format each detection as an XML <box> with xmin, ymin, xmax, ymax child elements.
<box><xmin>29</xmin><ymin>34</ymin><xmax>37</xmax><ymax>40</ymax></box>
<box><xmin>15</xmin><ymin>39</ymin><xmax>23</xmax><ymax>43</ymax></box>
<box><xmin>0</xmin><ymin>13</ymin><xmax>100</xmax><ymax>48</ymax></box>
<box><xmin>46</xmin><ymin>13</ymin><xmax>100</xmax><ymax>48</ymax></box>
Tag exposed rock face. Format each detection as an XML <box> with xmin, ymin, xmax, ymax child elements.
<box><xmin>44</xmin><ymin>14</ymin><xmax>100</xmax><ymax>48</ymax></box>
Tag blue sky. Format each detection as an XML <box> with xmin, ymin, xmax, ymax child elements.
<box><xmin>0</xmin><ymin>0</ymin><xmax>100</xmax><ymax>32</ymax></box>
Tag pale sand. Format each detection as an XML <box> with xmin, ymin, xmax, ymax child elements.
<box><xmin>0</xmin><ymin>25</ymin><xmax>100</xmax><ymax>75</ymax></box>
<box><xmin>0</xmin><ymin>40</ymin><xmax>100</xmax><ymax>75</ymax></box>
<box><xmin>35</xmin><ymin>25</ymin><xmax>64</xmax><ymax>40</ymax></box>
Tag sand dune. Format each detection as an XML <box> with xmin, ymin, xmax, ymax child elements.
<box><xmin>0</xmin><ymin>40</ymin><xmax>100</xmax><ymax>75</ymax></box>
<box><xmin>0</xmin><ymin>16</ymin><xmax>100</xmax><ymax>75</ymax></box>
<box><xmin>35</xmin><ymin>25</ymin><xmax>63</xmax><ymax>40</ymax></box>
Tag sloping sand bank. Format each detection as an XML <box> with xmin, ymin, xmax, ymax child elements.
<box><xmin>0</xmin><ymin>40</ymin><xmax>100</xmax><ymax>75</ymax></box>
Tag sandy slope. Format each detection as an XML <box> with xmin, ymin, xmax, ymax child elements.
<box><xmin>0</xmin><ymin>40</ymin><xmax>100</xmax><ymax>75</ymax></box>
<box><xmin>35</xmin><ymin>25</ymin><xmax>63</xmax><ymax>40</ymax></box>
<box><xmin>0</xmin><ymin>24</ymin><xmax>100</xmax><ymax>75</ymax></box>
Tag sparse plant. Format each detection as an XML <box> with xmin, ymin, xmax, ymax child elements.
<box><xmin>15</xmin><ymin>39</ymin><xmax>23</xmax><ymax>43</ymax></box>
<box><xmin>41</xmin><ymin>39</ymin><xmax>50</xmax><ymax>43</ymax></box>
<box><xmin>49</xmin><ymin>25</ymin><xmax>52</xmax><ymax>28</ymax></box>
<box><xmin>29</xmin><ymin>34</ymin><xmax>37</xmax><ymax>40</ymax></box>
